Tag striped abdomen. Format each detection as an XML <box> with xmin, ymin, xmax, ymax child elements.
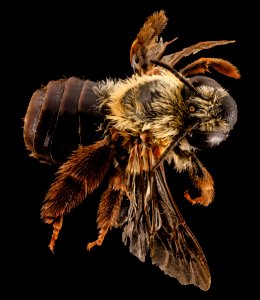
<box><xmin>23</xmin><ymin>77</ymin><xmax>104</xmax><ymax>164</ymax></box>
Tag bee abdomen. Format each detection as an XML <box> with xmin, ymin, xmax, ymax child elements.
<box><xmin>24</xmin><ymin>77</ymin><xmax>104</xmax><ymax>164</ymax></box>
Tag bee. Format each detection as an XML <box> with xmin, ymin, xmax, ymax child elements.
<box><xmin>23</xmin><ymin>10</ymin><xmax>240</xmax><ymax>291</ymax></box>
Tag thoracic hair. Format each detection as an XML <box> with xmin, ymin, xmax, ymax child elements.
<box><xmin>94</xmin><ymin>69</ymin><xmax>187</xmax><ymax>145</ymax></box>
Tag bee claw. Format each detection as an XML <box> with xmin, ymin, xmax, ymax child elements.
<box><xmin>87</xmin><ymin>230</ymin><xmax>108</xmax><ymax>251</ymax></box>
<box><xmin>86</xmin><ymin>241</ymin><xmax>97</xmax><ymax>251</ymax></box>
<box><xmin>184</xmin><ymin>190</ymin><xmax>197</xmax><ymax>205</ymax></box>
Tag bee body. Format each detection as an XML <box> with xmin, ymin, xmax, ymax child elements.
<box><xmin>23</xmin><ymin>10</ymin><xmax>240</xmax><ymax>291</ymax></box>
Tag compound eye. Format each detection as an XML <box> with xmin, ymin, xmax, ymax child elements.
<box><xmin>189</xmin><ymin>76</ymin><xmax>222</xmax><ymax>90</ymax></box>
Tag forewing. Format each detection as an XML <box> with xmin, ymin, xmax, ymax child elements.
<box><xmin>121</xmin><ymin>144</ymin><xmax>151</xmax><ymax>262</ymax></box>
<box><xmin>121</xmin><ymin>143</ymin><xmax>211</xmax><ymax>291</ymax></box>
<box><xmin>151</xmin><ymin>166</ymin><xmax>211</xmax><ymax>291</ymax></box>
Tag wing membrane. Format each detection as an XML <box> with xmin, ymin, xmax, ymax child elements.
<box><xmin>151</xmin><ymin>167</ymin><xmax>211</xmax><ymax>290</ymax></box>
<box><xmin>121</xmin><ymin>143</ymin><xmax>211</xmax><ymax>291</ymax></box>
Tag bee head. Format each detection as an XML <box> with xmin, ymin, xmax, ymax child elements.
<box><xmin>185</xmin><ymin>76</ymin><xmax>238</xmax><ymax>149</ymax></box>
<box><xmin>150</xmin><ymin>59</ymin><xmax>238</xmax><ymax>150</ymax></box>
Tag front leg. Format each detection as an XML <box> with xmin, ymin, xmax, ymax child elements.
<box><xmin>172</xmin><ymin>147</ymin><xmax>214</xmax><ymax>207</ymax></box>
<box><xmin>184</xmin><ymin>154</ymin><xmax>214</xmax><ymax>207</ymax></box>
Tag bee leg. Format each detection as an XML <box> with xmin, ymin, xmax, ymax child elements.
<box><xmin>41</xmin><ymin>138</ymin><xmax>115</xmax><ymax>252</ymax></box>
<box><xmin>184</xmin><ymin>155</ymin><xmax>214</xmax><ymax>207</ymax></box>
<box><xmin>86</xmin><ymin>231</ymin><xmax>107</xmax><ymax>251</ymax></box>
<box><xmin>47</xmin><ymin>215</ymin><xmax>64</xmax><ymax>253</ymax></box>
<box><xmin>87</xmin><ymin>173</ymin><xmax>123</xmax><ymax>251</ymax></box>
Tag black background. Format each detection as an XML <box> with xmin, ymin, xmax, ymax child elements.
<box><xmin>8</xmin><ymin>0</ymin><xmax>256</xmax><ymax>299</ymax></box>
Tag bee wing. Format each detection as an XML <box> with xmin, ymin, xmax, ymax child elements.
<box><xmin>121</xmin><ymin>144</ymin><xmax>211</xmax><ymax>291</ymax></box>
<box><xmin>151</xmin><ymin>166</ymin><xmax>211</xmax><ymax>291</ymax></box>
